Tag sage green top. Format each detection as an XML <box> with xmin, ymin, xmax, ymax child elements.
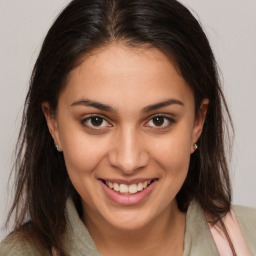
<box><xmin>0</xmin><ymin>198</ymin><xmax>255</xmax><ymax>255</ymax></box>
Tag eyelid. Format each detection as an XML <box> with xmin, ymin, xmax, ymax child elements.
<box><xmin>80</xmin><ymin>114</ymin><xmax>112</xmax><ymax>129</ymax></box>
<box><xmin>144</xmin><ymin>113</ymin><xmax>176</xmax><ymax>128</ymax></box>
<box><xmin>80</xmin><ymin>113</ymin><xmax>176</xmax><ymax>130</ymax></box>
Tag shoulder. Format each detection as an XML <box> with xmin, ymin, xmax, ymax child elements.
<box><xmin>232</xmin><ymin>204</ymin><xmax>256</xmax><ymax>226</ymax></box>
<box><xmin>0</xmin><ymin>232</ymin><xmax>50</xmax><ymax>256</ymax></box>
<box><xmin>232</xmin><ymin>204</ymin><xmax>256</xmax><ymax>252</ymax></box>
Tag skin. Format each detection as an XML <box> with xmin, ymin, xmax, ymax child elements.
<box><xmin>43</xmin><ymin>44</ymin><xmax>209</xmax><ymax>255</ymax></box>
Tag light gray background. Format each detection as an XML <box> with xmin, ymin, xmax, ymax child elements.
<box><xmin>0</xmin><ymin>0</ymin><xmax>255</xmax><ymax>240</ymax></box>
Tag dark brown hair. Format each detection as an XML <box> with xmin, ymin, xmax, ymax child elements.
<box><xmin>7</xmin><ymin>0</ymin><xmax>233</xmax><ymax>254</ymax></box>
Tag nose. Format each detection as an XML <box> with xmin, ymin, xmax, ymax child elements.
<box><xmin>108</xmin><ymin>127</ymin><xmax>149</xmax><ymax>174</ymax></box>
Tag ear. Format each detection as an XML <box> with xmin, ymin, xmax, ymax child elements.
<box><xmin>191</xmin><ymin>98</ymin><xmax>209</xmax><ymax>153</ymax></box>
<box><xmin>42</xmin><ymin>102</ymin><xmax>62</xmax><ymax>151</ymax></box>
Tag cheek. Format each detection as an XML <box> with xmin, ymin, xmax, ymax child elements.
<box><xmin>58</xmin><ymin>121</ymin><xmax>109</xmax><ymax>176</ymax></box>
<box><xmin>152</xmin><ymin>129</ymin><xmax>192</xmax><ymax>173</ymax></box>
<box><xmin>60</xmin><ymin>132</ymin><xmax>110</xmax><ymax>206</ymax></box>
<box><xmin>64</xmin><ymin>139</ymin><xmax>107</xmax><ymax>174</ymax></box>
<box><xmin>147</xmin><ymin>135</ymin><xmax>191</xmax><ymax>211</ymax></box>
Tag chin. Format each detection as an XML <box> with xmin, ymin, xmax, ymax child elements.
<box><xmin>102</xmin><ymin>207</ymin><xmax>157</xmax><ymax>231</ymax></box>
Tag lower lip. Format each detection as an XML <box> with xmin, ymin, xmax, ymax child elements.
<box><xmin>100</xmin><ymin>180</ymin><xmax>157</xmax><ymax>206</ymax></box>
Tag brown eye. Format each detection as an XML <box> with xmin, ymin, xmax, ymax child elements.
<box><xmin>81</xmin><ymin>115</ymin><xmax>111</xmax><ymax>129</ymax></box>
<box><xmin>152</xmin><ymin>116</ymin><xmax>164</xmax><ymax>126</ymax></box>
<box><xmin>145</xmin><ymin>115</ymin><xmax>175</xmax><ymax>128</ymax></box>
<box><xmin>91</xmin><ymin>116</ymin><xmax>103</xmax><ymax>126</ymax></box>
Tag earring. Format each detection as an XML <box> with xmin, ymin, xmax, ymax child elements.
<box><xmin>55</xmin><ymin>144</ymin><xmax>59</xmax><ymax>151</ymax></box>
<box><xmin>193</xmin><ymin>143</ymin><xmax>198</xmax><ymax>151</ymax></box>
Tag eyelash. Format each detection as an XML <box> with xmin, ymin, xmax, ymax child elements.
<box><xmin>145</xmin><ymin>114</ymin><xmax>176</xmax><ymax>128</ymax></box>
<box><xmin>80</xmin><ymin>114</ymin><xmax>176</xmax><ymax>130</ymax></box>
<box><xmin>80</xmin><ymin>114</ymin><xmax>111</xmax><ymax>129</ymax></box>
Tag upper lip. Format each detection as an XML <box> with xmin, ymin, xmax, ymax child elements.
<box><xmin>99</xmin><ymin>178</ymin><xmax>158</xmax><ymax>185</ymax></box>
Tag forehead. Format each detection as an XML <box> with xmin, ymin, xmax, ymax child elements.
<box><xmin>60</xmin><ymin>44</ymin><xmax>194</xmax><ymax>110</ymax></box>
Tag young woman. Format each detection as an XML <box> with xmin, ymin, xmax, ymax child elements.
<box><xmin>0</xmin><ymin>0</ymin><xmax>255</xmax><ymax>255</ymax></box>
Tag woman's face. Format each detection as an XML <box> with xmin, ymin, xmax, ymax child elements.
<box><xmin>43</xmin><ymin>44</ymin><xmax>208</xmax><ymax>231</ymax></box>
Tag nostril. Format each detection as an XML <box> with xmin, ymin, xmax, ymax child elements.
<box><xmin>108</xmin><ymin>151</ymin><xmax>149</xmax><ymax>174</ymax></box>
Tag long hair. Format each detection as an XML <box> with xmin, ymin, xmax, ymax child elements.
<box><xmin>7</xmin><ymin>0</ymin><xmax>233</xmax><ymax>254</ymax></box>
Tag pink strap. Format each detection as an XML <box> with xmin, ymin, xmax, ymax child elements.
<box><xmin>209</xmin><ymin>210</ymin><xmax>252</xmax><ymax>256</ymax></box>
<box><xmin>51</xmin><ymin>247</ymin><xmax>59</xmax><ymax>256</ymax></box>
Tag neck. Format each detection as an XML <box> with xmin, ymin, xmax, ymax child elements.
<box><xmin>83</xmin><ymin>200</ymin><xmax>186</xmax><ymax>256</ymax></box>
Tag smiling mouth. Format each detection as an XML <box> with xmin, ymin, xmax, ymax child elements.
<box><xmin>101</xmin><ymin>179</ymin><xmax>157</xmax><ymax>195</ymax></box>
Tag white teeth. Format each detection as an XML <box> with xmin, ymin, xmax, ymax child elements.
<box><xmin>128</xmin><ymin>184</ymin><xmax>138</xmax><ymax>194</ymax></box>
<box><xmin>113</xmin><ymin>183</ymin><xmax>120</xmax><ymax>192</ymax></box>
<box><xmin>120</xmin><ymin>184</ymin><xmax>129</xmax><ymax>193</ymax></box>
<box><xmin>105</xmin><ymin>180</ymin><xmax>154</xmax><ymax>194</ymax></box>
<box><xmin>137</xmin><ymin>183</ymin><xmax>143</xmax><ymax>191</ymax></box>
<box><xmin>106</xmin><ymin>181</ymin><xmax>113</xmax><ymax>189</ymax></box>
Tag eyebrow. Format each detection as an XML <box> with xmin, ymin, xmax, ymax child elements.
<box><xmin>70</xmin><ymin>98</ymin><xmax>184</xmax><ymax>113</ymax></box>
<box><xmin>141</xmin><ymin>99</ymin><xmax>184</xmax><ymax>113</ymax></box>
<box><xmin>70</xmin><ymin>99</ymin><xmax>116</xmax><ymax>112</ymax></box>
